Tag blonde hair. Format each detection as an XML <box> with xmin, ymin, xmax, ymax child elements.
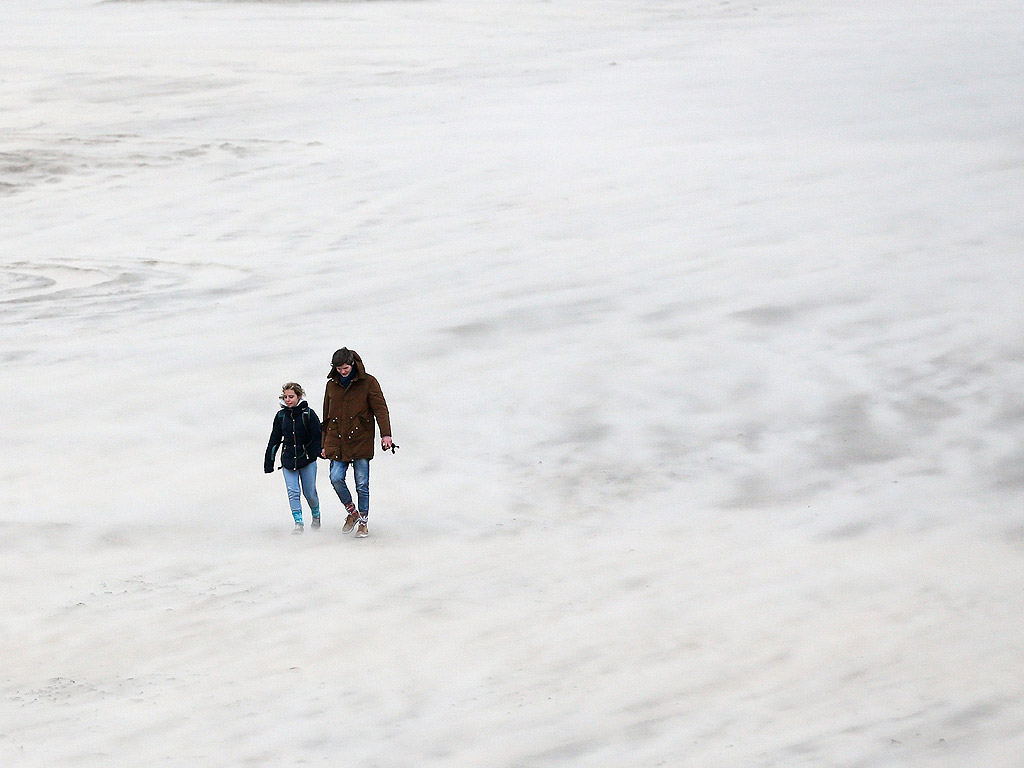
<box><xmin>281</xmin><ymin>382</ymin><xmax>305</xmax><ymax>398</ymax></box>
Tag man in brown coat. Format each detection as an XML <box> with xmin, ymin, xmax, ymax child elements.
<box><xmin>320</xmin><ymin>348</ymin><xmax>393</xmax><ymax>537</ymax></box>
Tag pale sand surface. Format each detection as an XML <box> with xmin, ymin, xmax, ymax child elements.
<box><xmin>2</xmin><ymin>0</ymin><xmax>1024</xmax><ymax>765</ymax></box>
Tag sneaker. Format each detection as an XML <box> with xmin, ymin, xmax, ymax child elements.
<box><xmin>311</xmin><ymin>516</ymin><xmax>321</xmax><ymax>530</ymax></box>
<box><xmin>292</xmin><ymin>523</ymin><xmax>304</xmax><ymax>535</ymax></box>
<box><xmin>342</xmin><ymin>505</ymin><xmax>358</xmax><ymax>534</ymax></box>
<box><xmin>355</xmin><ymin>522</ymin><xmax>368</xmax><ymax>538</ymax></box>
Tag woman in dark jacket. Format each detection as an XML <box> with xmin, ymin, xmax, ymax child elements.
<box><xmin>265</xmin><ymin>382</ymin><xmax>322</xmax><ymax>533</ymax></box>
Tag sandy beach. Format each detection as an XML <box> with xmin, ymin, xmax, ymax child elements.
<box><xmin>2</xmin><ymin>0</ymin><xmax>1024</xmax><ymax>765</ymax></box>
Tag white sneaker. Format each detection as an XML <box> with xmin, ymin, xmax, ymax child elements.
<box><xmin>292</xmin><ymin>523</ymin><xmax>304</xmax><ymax>535</ymax></box>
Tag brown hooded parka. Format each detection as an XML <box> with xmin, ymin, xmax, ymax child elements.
<box><xmin>321</xmin><ymin>350</ymin><xmax>392</xmax><ymax>462</ymax></box>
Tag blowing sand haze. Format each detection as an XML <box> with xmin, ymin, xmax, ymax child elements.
<box><xmin>2</xmin><ymin>0</ymin><xmax>1024</xmax><ymax>765</ymax></box>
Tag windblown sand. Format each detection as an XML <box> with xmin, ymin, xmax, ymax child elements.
<box><xmin>2</xmin><ymin>0</ymin><xmax>1023</xmax><ymax>765</ymax></box>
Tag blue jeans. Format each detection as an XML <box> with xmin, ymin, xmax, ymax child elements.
<box><xmin>330</xmin><ymin>459</ymin><xmax>370</xmax><ymax>520</ymax></box>
<box><xmin>282</xmin><ymin>462</ymin><xmax>320</xmax><ymax>524</ymax></box>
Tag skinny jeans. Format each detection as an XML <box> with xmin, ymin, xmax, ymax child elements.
<box><xmin>282</xmin><ymin>462</ymin><xmax>320</xmax><ymax>524</ymax></box>
<box><xmin>330</xmin><ymin>458</ymin><xmax>370</xmax><ymax>519</ymax></box>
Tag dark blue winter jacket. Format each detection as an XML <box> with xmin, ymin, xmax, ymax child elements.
<box><xmin>265</xmin><ymin>400</ymin><xmax>322</xmax><ymax>472</ymax></box>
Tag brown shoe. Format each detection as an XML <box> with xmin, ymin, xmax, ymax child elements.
<box><xmin>355</xmin><ymin>522</ymin><xmax>368</xmax><ymax>538</ymax></box>
<box><xmin>342</xmin><ymin>512</ymin><xmax>358</xmax><ymax>534</ymax></box>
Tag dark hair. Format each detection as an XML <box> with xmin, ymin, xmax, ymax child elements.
<box><xmin>331</xmin><ymin>347</ymin><xmax>355</xmax><ymax>368</ymax></box>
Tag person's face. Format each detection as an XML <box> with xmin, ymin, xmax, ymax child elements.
<box><xmin>336</xmin><ymin>364</ymin><xmax>353</xmax><ymax>377</ymax></box>
<box><xmin>282</xmin><ymin>389</ymin><xmax>300</xmax><ymax>407</ymax></box>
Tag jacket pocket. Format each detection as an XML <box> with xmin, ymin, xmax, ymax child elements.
<box><xmin>348</xmin><ymin>414</ymin><xmax>371</xmax><ymax>437</ymax></box>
